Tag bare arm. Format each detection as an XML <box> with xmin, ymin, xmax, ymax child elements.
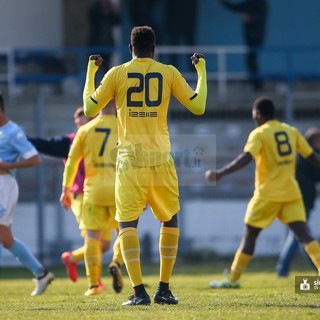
<box><xmin>205</xmin><ymin>152</ymin><xmax>253</xmax><ymax>182</ymax></box>
<box><xmin>0</xmin><ymin>154</ymin><xmax>41</xmax><ymax>170</ymax></box>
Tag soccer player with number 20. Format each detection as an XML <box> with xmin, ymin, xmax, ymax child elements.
<box><xmin>83</xmin><ymin>25</ymin><xmax>207</xmax><ymax>305</ymax></box>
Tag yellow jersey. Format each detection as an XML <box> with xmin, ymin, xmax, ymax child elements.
<box><xmin>83</xmin><ymin>58</ymin><xmax>207</xmax><ymax>166</ymax></box>
<box><xmin>63</xmin><ymin>114</ymin><xmax>117</xmax><ymax>206</ymax></box>
<box><xmin>244</xmin><ymin>120</ymin><xmax>313</xmax><ymax>202</ymax></box>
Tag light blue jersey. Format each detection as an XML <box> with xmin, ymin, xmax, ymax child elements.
<box><xmin>0</xmin><ymin>120</ymin><xmax>38</xmax><ymax>176</ymax></box>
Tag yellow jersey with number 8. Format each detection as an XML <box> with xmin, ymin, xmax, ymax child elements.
<box><xmin>244</xmin><ymin>120</ymin><xmax>313</xmax><ymax>202</ymax></box>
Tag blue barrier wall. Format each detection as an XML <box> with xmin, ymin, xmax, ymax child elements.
<box><xmin>196</xmin><ymin>0</ymin><xmax>320</xmax><ymax>73</ymax></box>
<box><xmin>197</xmin><ymin>0</ymin><xmax>320</xmax><ymax>47</ymax></box>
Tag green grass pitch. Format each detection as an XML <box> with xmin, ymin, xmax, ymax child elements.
<box><xmin>0</xmin><ymin>258</ymin><xmax>319</xmax><ymax>320</ymax></box>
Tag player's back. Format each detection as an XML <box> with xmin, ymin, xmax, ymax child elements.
<box><xmin>107</xmin><ymin>58</ymin><xmax>195</xmax><ymax>166</ymax></box>
<box><xmin>77</xmin><ymin>114</ymin><xmax>117</xmax><ymax>205</ymax></box>
<box><xmin>259</xmin><ymin>120</ymin><xmax>298</xmax><ymax>171</ymax></box>
<box><xmin>249</xmin><ymin>120</ymin><xmax>312</xmax><ymax>201</ymax></box>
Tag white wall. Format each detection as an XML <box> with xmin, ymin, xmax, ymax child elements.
<box><xmin>0</xmin><ymin>0</ymin><xmax>63</xmax><ymax>47</ymax></box>
<box><xmin>183</xmin><ymin>200</ymin><xmax>320</xmax><ymax>256</ymax></box>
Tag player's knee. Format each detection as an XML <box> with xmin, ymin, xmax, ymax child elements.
<box><xmin>119</xmin><ymin>220</ymin><xmax>138</xmax><ymax>229</ymax></box>
<box><xmin>294</xmin><ymin>231</ymin><xmax>313</xmax><ymax>245</ymax></box>
<box><xmin>289</xmin><ymin>222</ymin><xmax>313</xmax><ymax>244</ymax></box>
<box><xmin>241</xmin><ymin>238</ymin><xmax>255</xmax><ymax>255</ymax></box>
<box><xmin>163</xmin><ymin>214</ymin><xmax>178</xmax><ymax>228</ymax></box>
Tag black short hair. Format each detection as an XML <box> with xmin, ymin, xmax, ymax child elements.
<box><xmin>253</xmin><ymin>96</ymin><xmax>275</xmax><ymax>119</ymax></box>
<box><xmin>73</xmin><ymin>106</ymin><xmax>85</xmax><ymax>119</ymax></box>
<box><xmin>131</xmin><ymin>26</ymin><xmax>155</xmax><ymax>50</ymax></box>
<box><xmin>0</xmin><ymin>91</ymin><xmax>4</xmax><ymax>111</ymax></box>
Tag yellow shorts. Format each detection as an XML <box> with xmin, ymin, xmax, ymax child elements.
<box><xmin>245</xmin><ymin>196</ymin><xmax>306</xmax><ymax>228</ymax></box>
<box><xmin>115</xmin><ymin>157</ymin><xmax>180</xmax><ymax>222</ymax></box>
<box><xmin>71</xmin><ymin>193</ymin><xmax>83</xmax><ymax>225</ymax></box>
<box><xmin>79</xmin><ymin>200</ymin><xmax>118</xmax><ymax>241</ymax></box>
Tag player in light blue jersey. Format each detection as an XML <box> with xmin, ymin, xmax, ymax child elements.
<box><xmin>0</xmin><ymin>91</ymin><xmax>54</xmax><ymax>296</ymax></box>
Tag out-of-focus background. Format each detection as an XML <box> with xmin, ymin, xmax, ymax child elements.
<box><xmin>0</xmin><ymin>0</ymin><xmax>319</xmax><ymax>267</ymax></box>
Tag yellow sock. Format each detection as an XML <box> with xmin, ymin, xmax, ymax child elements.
<box><xmin>230</xmin><ymin>250</ymin><xmax>252</xmax><ymax>282</ymax></box>
<box><xmin>112</xmin><ymin>237</ymin><xmax>123</xmax><ymax>266</ymax></box>
<box><xmin>119</xmin><ymin>227</ymin><xmax>142</xmax><ymax>287</ymax></box>
<box><xmin>84</xmin><ymin>237</ymin><xmax>101</xmax><ymax>288</ymax></box>
<box><xmin>304</xmin><ymin>240</ymin><xmax>320</xmax><ymax>274</ymax></box>
<box><xmin>159</xmin><ymin>227</ymin><xmax>179</xmax><ymax>284</ymax></box>
<box><xmin>71</xmin><ymin>246</ymin><xmax>85</xmax><ymax>263</ymax></box>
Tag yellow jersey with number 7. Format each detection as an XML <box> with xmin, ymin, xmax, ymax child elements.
<box><xmin>63</xmin><ymin>114</ymin><xmax>117</xmax><ymax>206</ymax></box>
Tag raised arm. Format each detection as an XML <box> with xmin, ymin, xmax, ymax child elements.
<box><xmin>186</xmin><ymin>54</ymin><xmax>207</xmax><ymax>115</ymax></box>
<box><xmin>83</xmin><ymin>55</ymin><xmax>105</xmax><ymax>117</ymax></box>
<box><xmin>174</xmin><ymin>53</ymin><xmax>207</xmax><ymax>115</ymax></box>
<box><xmin>0</xmin><ymin>154</ymin><xmax>40</xmax><ymax>171</ymax></box>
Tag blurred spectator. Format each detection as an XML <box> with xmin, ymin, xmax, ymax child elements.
<box><xmin>219</xmin><ymin>0</ymin><xmax>268</xmax><ymax>91</ymax></box>
<box><xmin>163</xmin><ymin>0</ymin><xmax>198</xmax><ymax>71</ymax></box>
<box><xmin>128</xmin><ymin>0</ymin><xmax>161</xmax><ymax>41</ymax></box>
<box><xmin>87</xmin><ymin>0</ymin><xmax>121</xmax><ymax>74</ymax></box>
<box><xmin>160</xmin><ymin>0</ymin><xmax>198</xmax><ymax>71</ymax></box>
<box><xmin>128</xmin><ymin>0</ymin><xmax>157</xmax><ymax>26</ymax></box>
<box><xmin>276</xmin><ymin>128</ymin><xmax>320</xmax><ymax>277</ymax></box>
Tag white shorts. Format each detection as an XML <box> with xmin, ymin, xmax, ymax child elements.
<box><xmin>0</xmin><ymin>174</ymin><xmax>19</xmax><ymax>227</ymax></box>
